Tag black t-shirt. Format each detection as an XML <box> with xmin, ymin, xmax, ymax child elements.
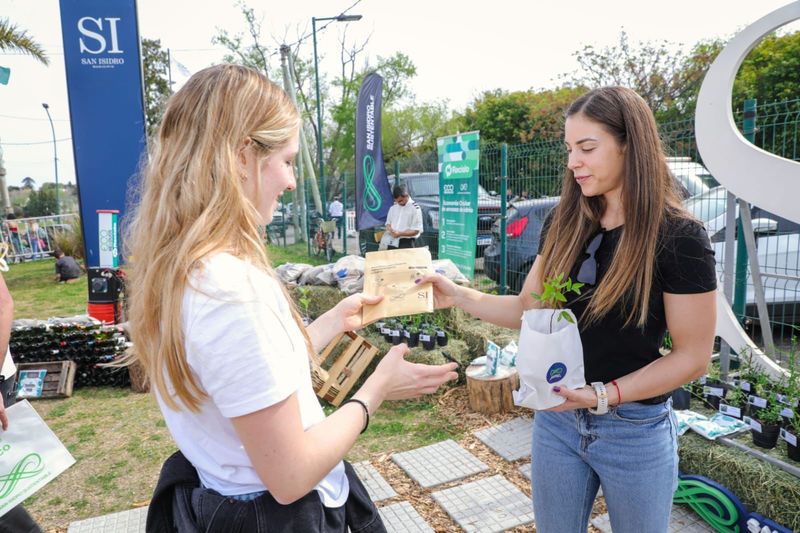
<box><xmin>537</xmin><ymin>212</ymin><xmax>717</xmax><ymax>385</ymax></box>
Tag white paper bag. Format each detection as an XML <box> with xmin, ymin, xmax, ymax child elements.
<box><xmin>0</xmin><ymin>400</ymin><xmax>75</xmax><ymax>518</ymax></box>
<box><xmin>513</xmin><ymin>308</ymin><xmax>586</xmax><ymax>410</ymax></box>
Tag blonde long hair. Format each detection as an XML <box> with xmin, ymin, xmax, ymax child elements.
<box><xmin>126</xmin><ymin>64</ymin><xmax>309</xmax><ymax>412</ymax></box>
<box><xmin>539</xmin><ymin>86</ymin><xmax>691</xmax><ymax>328</ymax></box>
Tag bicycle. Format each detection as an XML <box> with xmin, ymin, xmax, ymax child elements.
<box><xmin>312</xmin><ymin>218</ymin><xmax>337</xmax><ymax>263</ymax></box>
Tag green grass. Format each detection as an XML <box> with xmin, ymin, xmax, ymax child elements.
<box><xmin>4</xmin><ymin>259</ymin><xmax>86</xmax><ymax>319</ymax></box>
<box><xmin>7</xmin><ymin>242</ymin><xmax>463</xmax><ymax>530</ymax></box>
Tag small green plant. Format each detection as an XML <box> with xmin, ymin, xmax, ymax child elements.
<box><xmin>296</xmin><ymin>287</ymin><xmax>312</xmax><ymax>319</ymax></box>
<box><xmin>530</xmin><ymin>272</ymin><xmax>583</xmax><ymax>326</ymax></box>
<box><xmin>726</xmin><ymin>387</ymin><xmax>746</xmax><ymax>408</ymax></box>
<box><xmin>754</xmin><ymin>400</ymin><xmax>784</xmax><ymax>426</ymax></box>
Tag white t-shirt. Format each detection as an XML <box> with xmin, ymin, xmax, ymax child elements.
<box><xmin>385</xmin><ymin>198</ymin><xmax>423</xmax><ymax>247</ymax></box>
<box><xmin>155</xmin><ymin>253</ymin><xmax>348</xmax><ymax>506</ymax></box>
<box><xmin>328</xmin><ymin>200</ymin><xmax>344</xmax><ymax>218</ymax></box>
<box><xmin>1</xmin><ymin>348</ymin><xmax>15</xmax><ymax>379</ymax></box>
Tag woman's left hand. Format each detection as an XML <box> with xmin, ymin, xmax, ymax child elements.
<box><xmin>545</xmin><ymin>385</ymin><xmax>599</xmax><ymax>412</ymax></box>
<box><xmin>333</xmin><ymin>293</ymin><xmax>385</xmax><ymax>332</ymax></box>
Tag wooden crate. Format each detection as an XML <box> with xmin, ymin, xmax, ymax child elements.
<box><xmin>312</xmin><ymin>331</ymin><xmax>379</xmax><ymax>406</ymax></box>
<box><xmin>16</xmin><ymin>361</ymin><xmax>77</xmax><ymax>399</ymax></box>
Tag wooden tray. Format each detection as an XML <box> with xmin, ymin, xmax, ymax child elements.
<box><xmin>16</xmin><ymin>360</ymin><xmax>77</xmax><ymax>399</ymax></box>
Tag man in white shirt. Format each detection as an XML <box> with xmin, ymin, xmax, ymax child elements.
<box><xmin>384</xmin><ymin>185</ymin><xmax>423</xmax><ymax>249</ymax></box>
<box><xmin>328</xmin><ymin>196</ymin><xmax>344</xmax><ymax>239</ymax></box>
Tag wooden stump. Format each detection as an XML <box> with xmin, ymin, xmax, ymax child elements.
<box><xmin>128</xmin><ymin>360</ymin><xmax>150</xmax><ymax>393</ymax></box>
<box><xmin>466</xmin><ymin>364</ymin><xmax>519</xmax><ymax>414</ymax></box>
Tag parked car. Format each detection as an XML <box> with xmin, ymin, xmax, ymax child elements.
<box><xmin>483</xmin><ymin>197</ymin><xmax>559</xmax><ymax>293</ymax></box>
<box><xmin>485</xmin><ymin>184</ymin><xmax>800</xmax><ymax>322</ymax></box>
<box><xmin>665</xmin><ymin>157</ymin><xmax>718</xmax><ymax>199</ymax></box>
<box><xmin>359</xmin><ymin>172</ymin><xmax>502</xmax><ymax>258</ymax></box>
<box><xmin>686</xmin><ymin>186</ymin><xmax>800</xmax><ymax>322</ymax></box>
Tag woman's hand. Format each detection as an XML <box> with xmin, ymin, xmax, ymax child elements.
<box><xmin>362</xmin><ymin>344</ymin><xmax>459</xmax><ymax>403</ymax></box>
<box><xmin>545</xmin><ymin>385</ymin><xmax>598</xmax><ymax>412</ymax></box>
<box><xmin>414</xmin><ymin>273</ymin><xmax>461</xmax><ymax>309</ymax></box>
<box><xmin>332</xmin><ymin>293</ymin><xmax>384</xmax><ymax>332</ymax></box>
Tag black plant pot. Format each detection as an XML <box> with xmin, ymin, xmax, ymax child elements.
<box><xmin>421</xmin><ymin>333</ymin><xmax>436</xmax><ymax>350</ymax></box>
<box><xmin>671</xmin><ymin>388</ymin><xmax>691</xmax><ymax>410</ymax></box>
<box><xmin>751</xmin><ymin>421</ymin><xmax>781</xmax><ymax>449</ymax></box>
<box><xmin>436</xmin><ymin>330</ymin><xmax>448</xmax><ymax>347</ymax></box>
<box><xmin>787</xmin><ymin>436</ymin><xmax>800</xmax><ymax>462</ymax></box>
<box><xmin>406</xmin><ymin>331</ymin><xmax>420</xmax><ymax>348</ymax></box>
<box><xmin>391</xmin><ymin>333</ymin><xmax>403</xmax><ymax>346</ymax></box>
<box><xmin>702</xmin><ymin>380</ymin><xmax>728</xmax><ymax>410</ymax></box>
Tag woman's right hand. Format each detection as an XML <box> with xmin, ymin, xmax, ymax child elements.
<box><xmin>415</xmin><ymin>273</ymin><xmax>461</xmax><ymax>309</ymax></box>
<box><xmin>363</xmin><ymin>344</ymin><xmax>458</xmax><ymax>403</ymax></box>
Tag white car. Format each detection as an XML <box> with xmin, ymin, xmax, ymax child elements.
<box><xmin>685</xmin><ymin>186</ymin><xmax>800</xmax><ymax>322</ymax></box>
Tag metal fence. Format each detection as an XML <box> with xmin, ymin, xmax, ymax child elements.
<box><xmin>270</xmin><ymin>97</ymin><xmax>800</xmax><ymax>357</ymax></box>
<box><xmin>2</xmin><ymin>213</ymin><xmax>78</xmax><ymax>263</ymax></box>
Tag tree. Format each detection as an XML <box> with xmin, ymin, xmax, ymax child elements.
<box><xmin>455</xmin><ymin>86</ymin><xmax>587</xmax><ymax>146</ymax></box>
<box><xmin>21</xmin><ymin>176</ymin><xmax>35</xmax><ymax>189</ymax></box>
<box><xmin>141</xmin><ymin>38</ymin><xmax>171</xmax><ymax>137</ymax></box>
<box><xmin>567</xmin><ymin>31</ymin><xmax>704</xmax><ymax>119</ymax></box>
<box><xmin>0</xmin><ymin>18</ymin><xmax>49</xmax><ymax>65</ymax></box>
<box><xmin>25</xmin><ymin>188</ymin><xmax>57</xmax><ymax>217</ymax></box>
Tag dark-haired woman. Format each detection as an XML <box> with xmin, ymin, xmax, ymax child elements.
<box><xmin>420</xmin><ymin>86</ymin><xmax>716</xmax><ymax>532</ymax></box>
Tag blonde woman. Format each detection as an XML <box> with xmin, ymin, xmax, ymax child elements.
<box><xmin>127</xmin><ymin>64</ymin><xmax>457</xmax><ymax>532</ymax></box>
<box><xmin>420</xmin><ymin>87</ymin><xmax>716</xmax><ymax>532</ymax></box>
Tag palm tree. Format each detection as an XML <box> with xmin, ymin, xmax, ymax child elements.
<box><xmin>0</xmin><ymin>18</ymin><xmax>49</xmax><ymax>65</ymax></box>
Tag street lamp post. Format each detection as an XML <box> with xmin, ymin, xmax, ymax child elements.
<box><xmin>41</xmin><ymin>102</ymin><xmax>60</xmax><ymax>216</ymax></box>
<box><xmin>312</xmin><ymin>13</ymin><xmax>362</xmax><ymax>213</ymax></box>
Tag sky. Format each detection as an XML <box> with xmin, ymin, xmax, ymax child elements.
<box><xmin>0</xmin><ymin>0</ymin><xmax>797</xmax><ymax>189</ymax></box>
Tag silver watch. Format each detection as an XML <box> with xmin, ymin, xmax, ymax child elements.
<box><xmin>588</xmin><ymin>381</ymin><xmax>609</xmax><ymax>415</ymax></box>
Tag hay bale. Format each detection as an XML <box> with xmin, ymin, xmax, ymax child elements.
<box><xmin>448</xmin><ymin>308</ymin><xmax>519</xmax><ymax>356</ymax></box>
<box><xmin>678</xmin><ymin>432</ymin><xmax>800</xmax><ymax>530</ymax></box>
<box><xmin>288</xmin><ymin>286</ymin><xmax>347</xmax><ymax>319</ymax></box>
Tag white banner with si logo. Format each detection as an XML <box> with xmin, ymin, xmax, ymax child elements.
<box><xmin>0</xmin><ymin>401</ymin><xmax>75</xmax><ymax>517</ymax></box>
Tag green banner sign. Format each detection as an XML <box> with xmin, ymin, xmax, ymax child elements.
<box><xmin>437</xmin><ymin>131</ymin><xmax>480</xmax><ymax>279</ymax></box>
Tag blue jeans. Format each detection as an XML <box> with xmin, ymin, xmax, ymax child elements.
<box><xmin>530</xmin><ymin>400</ymin><xmax>678</xmax><ymax>533</ymax></box>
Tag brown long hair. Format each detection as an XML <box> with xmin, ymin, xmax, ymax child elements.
<box><xmin>125</xmin><ymin>64</ymin><xmax>312</xmax><ymax>412</ymax></box>
<box><xmin>539</xmin><ymin>86</ymin><xmax>690</xmax><ymax>327</ymax></box>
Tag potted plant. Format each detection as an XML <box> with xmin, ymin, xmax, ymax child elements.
<box><xmin>404</xmin><ymin>315</ymin><xmax>421</xmax><ymax>348</ymax></box>
<box><xmin>750</xmin><ymin>400</ymin><xmax>783</xmax><ymax>449</ymax></box>
<box><xmin>671</xmin><ymin>384</ymin><xmax>691</xmax><ymax>410</ymax></box>
<box><xmin>782</xmin><ymin>407</ymin><xmax>799</xmax><ymax>462</ymax></box>
<box><xmin>719</xmin><ymin>387</ymin><xmax>747</xmax><ymax>420</ymax></box>
<box><xmin>435</xmin><ymin>327</ymin><xmax>449</xmax><ymax>347</ymax></box>
<box><xmin>515</xmin><ymin>273</ymin><xmax>585</xmax><ymax>411</ymax></box>
<box><xmin>702</xmin><ymin>363</ymin><xmax>728</xmax><ymax>411</ymax></box>
<box><xmin>420</xmin><ymin>325</ymin><xmax>437</xmax><ymax>351</ymax></box>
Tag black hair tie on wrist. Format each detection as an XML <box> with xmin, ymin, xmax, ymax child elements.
<box><xmin>341</xmin><ymin>398</ymin><xmax>369</xmax><ymax>434</ymax></box>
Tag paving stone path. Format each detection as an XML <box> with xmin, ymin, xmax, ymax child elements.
<box><xmin>68</xmin><ymin>416</ymin><xmax>714</xmax><ymax>532</ymax></box>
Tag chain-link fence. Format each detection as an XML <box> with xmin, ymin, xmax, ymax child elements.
<box><xmin>269</xmin><ymin>97</ymin><xmax>800</xmax><ymax>355</ymax></box>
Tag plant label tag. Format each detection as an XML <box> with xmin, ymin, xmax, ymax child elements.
<box><xmin>420</xmin><ymin>334</ymin><xmax>430</xmax><ymax>342</ymax></box>
<box><xmin>699</xmin><ymin>375</ymin><xmax>707</xmax><ymax>385</ymax></box>
<box><xmin>719</xmin><ymin>404</ymin><xmax>740</xmax><ymax>418</ymax></box>
<box><xmin>380</xmin><ymin>327</ymin><xmax>389</xmax><ymax>334</ymax></box>
<box><xmin>746</xmin><ymin>417</ymin><xmax>762</xmax><ymax>433</ymax></box>
<box><xmin>404</xmin><ymin>330</ymin><xmax>410</xmax><ymax>338</ymax></box>
<box><xmin>703</xmin><ymin>386</ymin><xmax>724</xmax><ymax>398</ymax></box>
<box><xmin>776</xmin><ymin>394</ymin><xmax>799</xmax><ymax>407</ymax></box>
<box><xmin>780</xmin><ymin>428</ymin><xmax>797</xmax><ymax>447</ymax></box>
<box><xmin>437</xmin><ymin>330</ymin><xmax>445</xmax><ymax>337</ymax></box>
<box><xmin>748</xmin><ymin>395</ymin><xmax>767</xmax><ymax>408</ymax></box>
<box><xmin>739</xmin><ymin>381</ymin><xmax>751</xmax><ymax>392</ymax></box>
<box><xmin>390</xmin><ymin>330</ymin><xmax>400</xmax><ymax>337</ymax></box>
<box><xmin>780</xmin><ymin>408</ymin><xmax>793</xmax><ymax>418</ymax></box>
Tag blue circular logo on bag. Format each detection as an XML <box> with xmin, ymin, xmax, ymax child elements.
<box><xmin>546</xmin><ymin>363</ymin><xmax>567</xmax><ymax>384</ymax></box>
